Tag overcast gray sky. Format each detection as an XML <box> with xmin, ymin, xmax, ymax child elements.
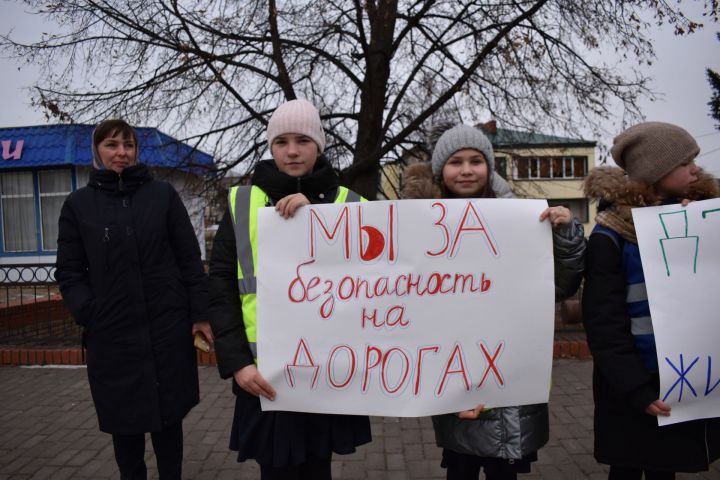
<box><xmin>1</xmin><ymin>1</ymin><xmax>719</xmax><ymax>176</ymax></box>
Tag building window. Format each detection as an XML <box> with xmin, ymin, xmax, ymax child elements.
<box><xmin>0</xmin><ymin>169</ymin><xmax>73</xmax><ymax>254</ymax></box>
<box><xmin>0</xmin><ymin>172</ymin><xmax>37</xmax><ymax>252</ymax></box>
<box><xmin>548</xmin><ymin>198</ymin><xmax>589</xmax><ymax>223</ymax></box>
<box><xmin>75</xmin><ymin>167</ymin><xmax>90</xmax><ymax>189</ymax></box>
<box><xmin>513</xmin><ymin>156</ymin><xmax>588</xmax><ymax>180</ymax></box>
<box><xmin>39</xmin><ymin>170</ymin><xmax>73</xmax><ymax>250</ymax></box>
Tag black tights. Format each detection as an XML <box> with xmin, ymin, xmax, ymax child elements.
<box><xmin>111</xmin><ymin>422</ymin><xmax>183</xmax><ymax>480</ymax></box>
<box><xmin>608</xmin><ymin>465</ymin><xmax>676</xmax><ymax>480</ymax></box>
<box><xmin>259</xmin><ymin>455</ymin><xmax>332</xmax><ymax>480</ymax></box>
<box><xmin>444</xmin><ymin>453</ymin><xmax>519</xmax><ymax>480</ymax></box>
<box><xmin>447</xmin><ymin>464</ymin><xmax>517</xmax><ymax>480</ymax></box>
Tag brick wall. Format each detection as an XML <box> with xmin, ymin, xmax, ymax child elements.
<box><xmin>0</xmin><ymin>297</ymin><xmax>78</xmax><ymax>340</ymax></box>
<box><xmin>0</xmin><ymin>347</ymin><xmax>218</xmax><ymax>367</ymax></box>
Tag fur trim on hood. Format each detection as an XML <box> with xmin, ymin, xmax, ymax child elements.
<box><xmin>584</xmin><ymin>166</ymin><xmax>719</xmax><ymax>207</ymax></box>
<box><xmin>401</xmin><ymin>162</ymin><xmax>442</xmax><ymax>199</ymax></box>
<box><xmin>585</xmin><ymin>166</ymin><xmax>718</xmax><ymax>243</ymax></box>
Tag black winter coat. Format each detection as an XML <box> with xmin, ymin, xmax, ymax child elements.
<box><xmin>56</xmin><ymin>164</ymin><xmax>207</xmax><ymax>434</ymax></box>
<box><xmin>583</xmin><ymin>232</ymin><xmax>720</xmax><ymax>472</ymax></box>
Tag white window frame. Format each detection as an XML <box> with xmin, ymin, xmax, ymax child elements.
<box><xmin>513</xmin><ymin>156</ymin><xmax>588</xmax><ymax>180</ymax></box>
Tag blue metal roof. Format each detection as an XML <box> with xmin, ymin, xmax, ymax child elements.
<box><xmin>0</xmin><ymin>124</ymin><xmax>214</xmax><ymax>174</ymax></box>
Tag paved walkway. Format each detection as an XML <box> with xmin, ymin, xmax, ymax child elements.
<box><xmin>1</xmin><ymin>359</ymin><xmax>718</xmax><ymax>479</ymax></box>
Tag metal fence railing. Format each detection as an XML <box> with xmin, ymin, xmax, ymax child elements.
<box><xmin>0</xmin><ymin>264</ymin><xmax>81</xmax><ymax>346</ymax></box>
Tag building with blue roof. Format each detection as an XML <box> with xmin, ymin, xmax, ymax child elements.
<box><xmin>0</xmin><ymin>124</ymin><xmax>215</xmax><ymax>265</ymax></box>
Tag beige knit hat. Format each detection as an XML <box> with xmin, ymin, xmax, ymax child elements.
<box><xmin>610</xmin><ymin>122</ymin><xmax>699</xmax><ymax>185</ymax></box>
<box><xmin>267</xmin><ymin>99</ymin><xmax>326</xmax><ymax>153</ymax></box>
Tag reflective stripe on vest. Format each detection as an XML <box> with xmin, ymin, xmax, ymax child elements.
<box><xmin>228</xmin><ymin>185</ymin><xmax>365</xmax><ymax>359</ymax></box>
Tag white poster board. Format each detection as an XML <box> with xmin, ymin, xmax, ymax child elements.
<box><xmin>257</xmin><ymin>199</ymin><xmax>555</xmax><ymax>417</ymax></box>
<box><xmin>632</xmin><ymin>198</ymin><xmax>720</xmax><ymax>425</ymax></box>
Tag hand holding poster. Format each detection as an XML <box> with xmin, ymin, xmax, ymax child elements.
<box><xmin>632</xmin><ymin>198</ymin><xmax>720</xmax><ymax>426</ymax></box>
<box><xmin>257</xmin><ymin>199</ymin><xmax>555</xmax><ymax>417</ymax></box>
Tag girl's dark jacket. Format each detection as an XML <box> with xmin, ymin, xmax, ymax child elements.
<box><xmin>56</xmin><ymin>164</ymin><xmax>207</xmax><ymax>435</ymax></box>
<box><xmin>401</xmin><ymin>162</ymin><xmax>586</xmax><ymax>459</ymax></box>
<box><xmin>582</xmin><ymin>166</ymin><xmax>720</xmax><ymax>472</ymax></box>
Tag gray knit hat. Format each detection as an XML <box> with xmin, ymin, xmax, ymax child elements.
<box><xmin>431</xmin><ymin>124</ymin><xmax>495</xmax><ymax>176</ymax></box>
<box><xmin>610</xmin><ymin>121</ymin><xmax>699</xmax><ymax>185</ymax></box>
<box><xmin>267</xmin><ymin>99</ymin><xmax>326</xmax><ymax>153</ymax></box>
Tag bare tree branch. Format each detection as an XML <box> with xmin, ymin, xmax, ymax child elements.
<box><xmin>2</xmin><ymin>0</ymin><xmax>712</xmax><ymax>198</ymax></box>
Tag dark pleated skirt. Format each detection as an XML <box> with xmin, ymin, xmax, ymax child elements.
<box><xmin>441</xmin><ymin>448</ymin><xmax>538</xmax><ymax>475</ymax></box>
<box><xmin>229</xmin><ymin>393</ymin><xmax>372</xmax><ymax>468</ymax></box>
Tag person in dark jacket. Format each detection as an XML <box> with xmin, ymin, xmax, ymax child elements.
<box><xmin>55</xmin><ymin>119</ymin><xmax>212</xmax><ymax>480</ymax></box>
<box><xmin>401</xmin><ymin>124</ymin><xmax>586</xmax><ymax>480</ymax></box>
<box><xmin>208</xmin><ymin>99</ymin><xmax>371</xmax><ymax>480</ymax></box>
<box><xmin>582</xmin><ymin>121</ymin><xmax>720</xmax><ymax>480</ymax></box>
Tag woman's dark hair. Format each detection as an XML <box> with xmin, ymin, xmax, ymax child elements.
<box><xmin>91</xmin><ymin>119</ymin><xmax>138</xmax><ymax>169</ymax></box>
<box><xmin>93</xmin><ymin>119</ymin><xmax>137</xmax><ymax>148</ymax></box>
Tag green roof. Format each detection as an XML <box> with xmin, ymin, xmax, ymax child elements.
<box><xmin>483</xmin><ymin>127</ymin><xmax>596</xmax><ymax>148</ymax></box>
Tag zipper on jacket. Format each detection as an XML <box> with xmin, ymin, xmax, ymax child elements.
<box><xmin>118</xmin><ymin>171</ymin><xmax>124</xmax><ymax>191</ymax></box>
<box><xmin>103</xmin><ymin>227</ymin><xmax>110</xmax><ymax>271</ymax></box>
<box><xmin>296</xmin><ymin>177</ymin><xmax>301</xmax><ymax>192</ymax></box>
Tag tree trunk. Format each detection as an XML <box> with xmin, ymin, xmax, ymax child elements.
<box><xmin>342</xmin><ymin>0</ymin><xmax>398</xmax><ymax>200</ymax></box>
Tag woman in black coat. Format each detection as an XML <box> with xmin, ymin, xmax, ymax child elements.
<box><xmin>55</xmin><ymin>119</ymin><xmax>212</xmax><ymax>480</ymax></box>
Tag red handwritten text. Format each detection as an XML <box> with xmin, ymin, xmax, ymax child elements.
<box><xmin>285</xmin><ymin>339</ymin><xmax>506</xmax><ymax>397</ymax></box>
<box><xmin>361</xmin><ymin>305</ymin><xmax>410</xmax><ymax>329</ymax></box>
<box><xmin>427</xmin><ymin>201</ymin><xmax>499</xmax><ymax>258</ymax></box>
<box><xmin>288</xmin><ymin>259</ymin><xmax>492</xmax><ymax>320</ymax></box>
<box><xmin>309</xmin><ymin>203</ymin><xmax>397</xmax><ymax>263</ymax></box>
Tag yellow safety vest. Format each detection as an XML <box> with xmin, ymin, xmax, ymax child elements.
<box><xmin>228</xmin><ymin>184</ymin><xmax>365</xmax><ymax>359</ymax></box>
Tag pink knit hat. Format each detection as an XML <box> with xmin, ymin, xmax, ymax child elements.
<box><xmin>266</xmin><ymin>99</ymin><xmax>326</xmax><ymax>153</ymax></box>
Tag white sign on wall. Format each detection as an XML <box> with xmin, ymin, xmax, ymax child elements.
<box><xmin>257</xmin><ymin>199</ymin><xmax>555</xmax><ymax>417</ymax></box>
<box><xmin>633</xmin><ymin>198</ymin><xmax>720</xmax><ymax>426</ymax></box>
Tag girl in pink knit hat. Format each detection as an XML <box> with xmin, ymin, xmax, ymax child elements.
<box><xmin>208</xmin><ymin>99</ymin><xmax>370</xmax><ymax>479</ymax></box>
